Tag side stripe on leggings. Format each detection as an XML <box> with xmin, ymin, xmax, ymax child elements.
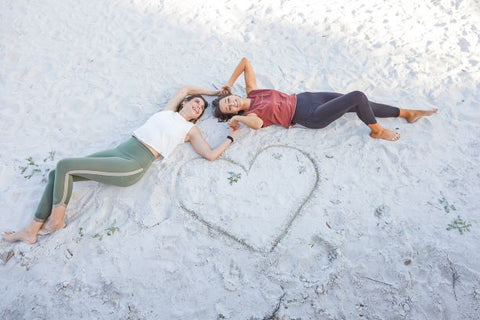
<box><xmin>59</xmin><ymin>168</ymin><xmax>144</xmax><ymax>205</ymax></box>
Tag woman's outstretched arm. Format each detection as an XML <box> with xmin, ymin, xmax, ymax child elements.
<box><xmin>186</xmin><ymin>125</ymin><xmax>240</xmax><ymax>161</ymax></box>
<box><xmin>165</xmin><ymin>85</ymin><xmax>222</xmax><ymax>112</ymax></box>
<box><xmin>222</xmin><ymin>57</ymin><xmax>258</xmax><ymax>95</ymax></box>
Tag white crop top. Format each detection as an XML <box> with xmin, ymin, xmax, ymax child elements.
<box><xmin>134</xmin><ymin>111</ymin><xmax>194</xmax><ymax>159</ymax></box>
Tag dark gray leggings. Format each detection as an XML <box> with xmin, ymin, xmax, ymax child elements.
<box><xmin>292</xmin><ymin>91</ymin><xmax>400</xmax><ymax>129</ymax></box>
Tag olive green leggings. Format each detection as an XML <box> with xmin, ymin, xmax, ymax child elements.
<box><xmin>34</xmin><ymin>137</ymin><xmax>155</xmax><ymax>221</ymax></box>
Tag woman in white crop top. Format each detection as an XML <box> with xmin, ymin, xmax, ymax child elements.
<box><xmin>134</xmin><ymin>85</ymin><xmax>240</xmax><ymax>160</ymax></box>
<box><xmin>2</xmin><ymin>86</ymin><xmax>240</xmax><ymax>245</ymax></box>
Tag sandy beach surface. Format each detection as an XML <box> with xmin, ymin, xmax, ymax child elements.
<box><xmin>1</xmin><ymin>0</ymin><xmax>479</xmax><ymax>319</ymax></box>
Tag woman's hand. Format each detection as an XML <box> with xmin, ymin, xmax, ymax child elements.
<box><xmin>227</xmin><ymin>114</ymin><xmax>263</xmax><ymax>130</ymax></box>
<box><xmin>228</xmin><ymin>116</ymin><xmax>240</xmax><ymax>130</ymax></box>
<box><xmin>220</xmin><ymin>85</ymin><xmax>232</xmax><ymax>95</ymax></box>
<box><xmin>228</xmin><ymin>121</ymin><xmax>241</xmax><ymax>139</ymax></box>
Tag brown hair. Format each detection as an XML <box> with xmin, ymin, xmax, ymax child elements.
<box><xmin>212</xmin><ymin>94</ymin><xmax>244</xmax><ymax>122</ymax></box>
<box><xmin>177</xmin><ymin>94</ymin><xmax>208</xmax><ymax>123</ymax></box>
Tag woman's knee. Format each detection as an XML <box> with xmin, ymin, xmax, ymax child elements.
<box><xmin>347</xmin><ymin>91</ymin><xmax>371</xmax><ymax>109</ymax></box>
<box><xmin>348</xmin><ymin>90</ymin><xmax>368</xmax><ymax>102</ymax></box>
<box><xmin>55</xmin><ymin>158</ymin><xmax>75</xmax><ymax>174</ymax></box>
<box><xmin>47</xmin><ymin>169</ymin><xmax>56</xmax><ymax>181</ymax></box>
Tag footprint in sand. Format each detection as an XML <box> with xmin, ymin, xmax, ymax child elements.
<box><xmin>215</xmin><ymin>260</ymin><xmax>243</xmax><ymax>292</ymax></box>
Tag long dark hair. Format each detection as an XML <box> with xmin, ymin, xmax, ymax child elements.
<box><xmin>177</xmin><ymin>94</ymin><xmax>208</xmax><ymax>123</ymax></box>
<box><xmin>212</xmin><ymin>94</ymin><xmax>244</xmax><ymax>122</ymax></box>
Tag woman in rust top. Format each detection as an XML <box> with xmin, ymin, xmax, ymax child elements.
<box><xmin>213</xmin><ymin>57</ymin><xmax>437</xmax><ymax>141</ymax></box>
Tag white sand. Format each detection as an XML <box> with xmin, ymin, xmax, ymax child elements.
<box><xmin>1</xmin><ymin>0</ymin><xmax>479</xmax><ymax>318</ymax></box>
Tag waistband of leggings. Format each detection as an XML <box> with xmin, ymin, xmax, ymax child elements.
<box><xmin>118</xmin><ymin>137</ymin><xmax>156</xmax><ymax>167</ymax></box>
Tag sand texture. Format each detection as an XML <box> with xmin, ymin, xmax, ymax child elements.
<box><xmin>1</xmin><ymin>0</ymin><xmax>479</xmax><ymax>319</ymax></box>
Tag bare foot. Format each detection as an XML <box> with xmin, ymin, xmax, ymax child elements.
<box><xmin>38</xmin><ymin>220</ymin><xmax>66</xmax><ymax>235</ymax></box>
<box><xmin>38</xmin><ymin>205</ymin><xmax>67</xmax><ymax>235</ymax></box>
<box><xmin>370</xmin><ymin>129</ymin><xmax>400</xmax><ymax>141</ymax></box>
<box><xmin>401</xmin><ymin>108</ymin><xmax>438</xmax><ymax>123</ymax></box>
<box><xmin>368</xmin><ymin>123</ymin><xmax>400</xmax><ymax>141</ymax></box>
<box><xmin>2</xmin><ymin>230</ymin><xmax>38</xmax><ymax>245</ymax></box>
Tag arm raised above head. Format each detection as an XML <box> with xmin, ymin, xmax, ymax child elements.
<box><xmin>224</xmin><ymin>57</ymin><xmax>258</xmax><ymax>95</ymax></box>
<box><xmin>164</xmin><ymin>85</ymin><xmax>222</xmax><ymax>112</ymax></box>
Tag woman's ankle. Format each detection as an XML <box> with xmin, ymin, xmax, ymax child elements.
<box><xmin>368</xmin><ymin>122</ymin><xmax>383</xmax><ymax>134</ymax></box>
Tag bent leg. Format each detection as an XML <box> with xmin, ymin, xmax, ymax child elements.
<box><xmin>53</xmin><ymin>156</ymin><xmax>146</xmax><ymax>208</ymax></box>
<box><xmin>38</xmin><ymin>156</ymin><xmax>146</xmax><ymax>235</ymax></box>
<box><xmin>296</xmin><ymin>91</ymin><xmax>377</xmax><ymax>128</ymax></box>
<box><xmin>294</xmin><ymin>91</ymin><xmax>400</xmax><ymax>141</ymax></box>
<box><xmin>33</xmin><ymin>146</ymin><xmax>121</xmax><ymax>222</ymax></box>
<box><xmin>34</xmin><ymin>169</ymin><xmax>90</xmax><ymax>222</ymax></box>
<box><xmin>11</xmin><ymin>139</ymin><xmax>154</xmax><ymax>241</ymax></box>
<box><xmin>295</xmin><ymin>91</ymin><xmax>401</xmax><ymax>125</ymax></box>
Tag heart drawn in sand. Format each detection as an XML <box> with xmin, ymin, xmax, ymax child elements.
<box><xmin>175</xmin><ymin>145</ymin><xmax>319</xmax><ymax>253</ymax></box>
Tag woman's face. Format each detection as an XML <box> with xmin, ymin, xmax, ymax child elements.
<box><xmin>218</xmin><ymin>95</ymin><xmax>243</xmax><ymax>115</ymax></box>
<box><xmin>184</xmin><ymin>97</ymin><xmax>206</xmax><ymax>119</ymax></box>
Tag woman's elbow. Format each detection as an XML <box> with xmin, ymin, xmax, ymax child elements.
<box><xmin>205</xmin><ymin>154</ymin><xmax>217</xmax><ymax>161</ymax></box>
<box><xmin>199</xmin><ymin>150</ymin><xmax>217</xmax><ymax>161</ymax></box>
<box><xmin>179</xmin><ymin>86</ymin><xmax>191</xmax><ymax>95</ymax></box>
<box><xmin>253</xmin><ymin>121</ymin><xmax>263</xmax><ymax>130</ymax></box>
